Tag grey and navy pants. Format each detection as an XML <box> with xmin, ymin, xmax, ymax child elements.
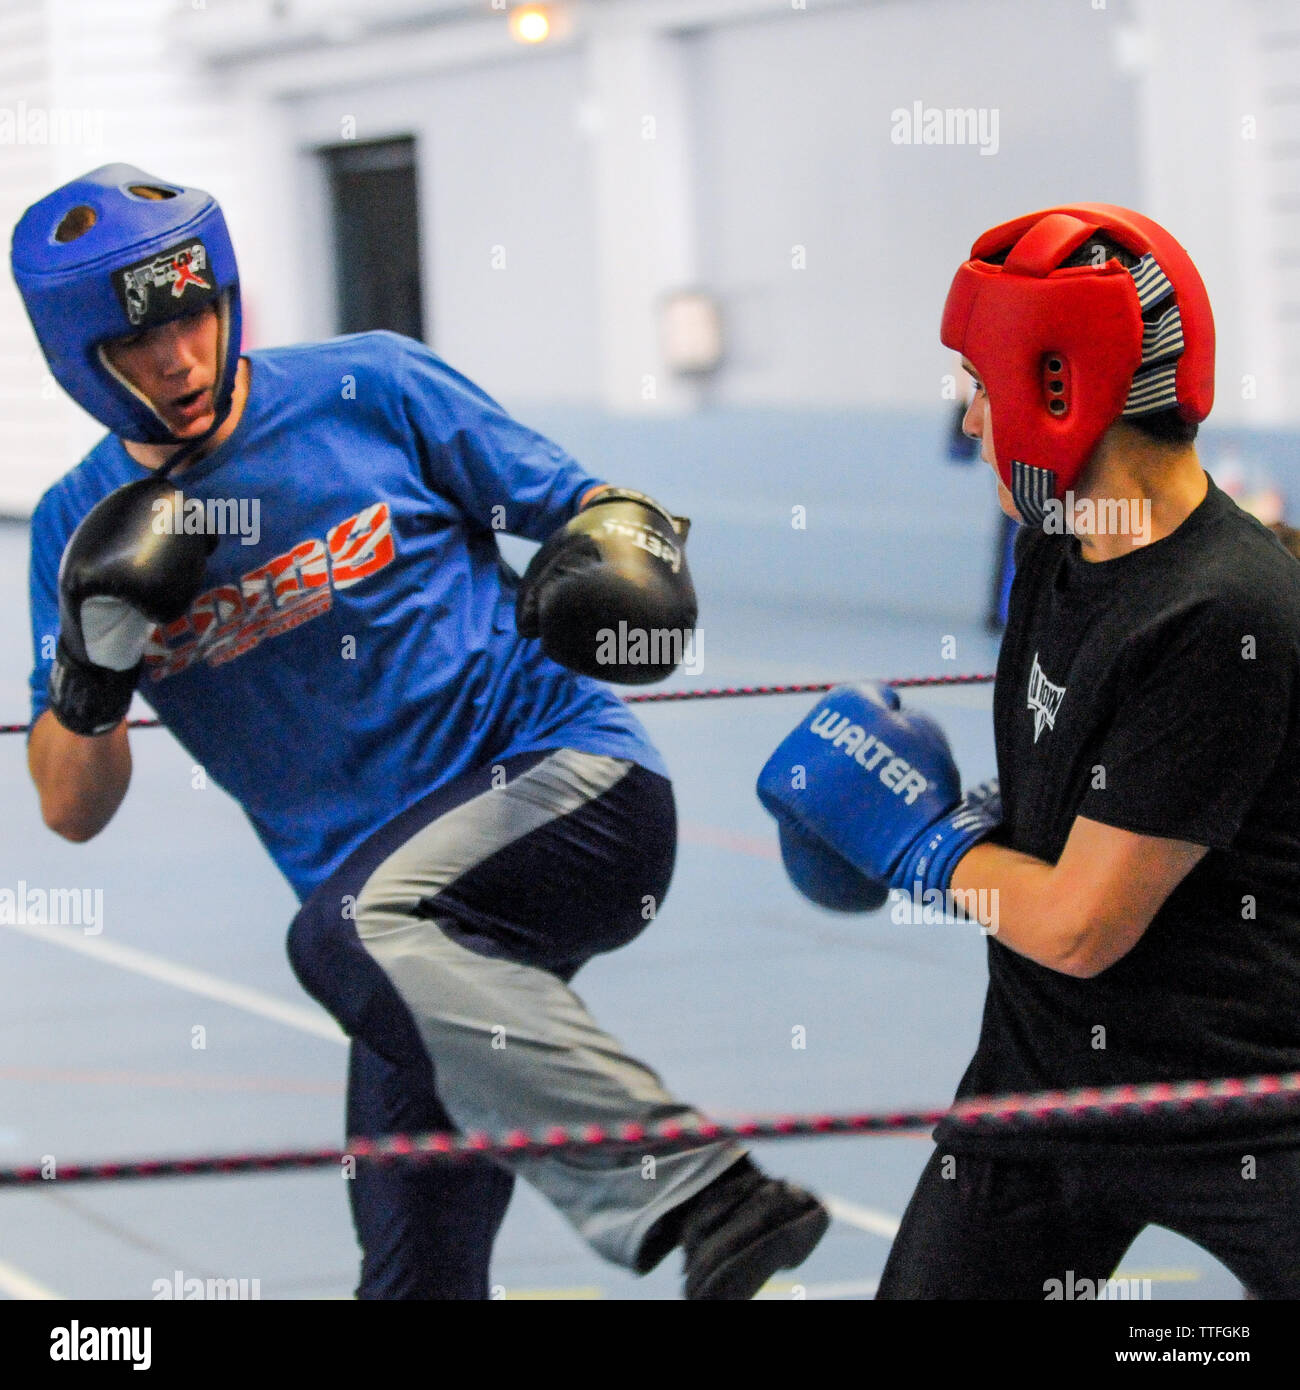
<box><xmin>287</xmin><ymin>749</ymin><xmax>744</xmax><ymax>1299</ymax></box>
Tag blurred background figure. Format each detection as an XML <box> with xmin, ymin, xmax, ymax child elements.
<box><xmin>1206</xmin><ymin>443</ymin><xmax>1300</xmax><ymax>561</ymax></box>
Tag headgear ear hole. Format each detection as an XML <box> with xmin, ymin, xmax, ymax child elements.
<box><xmin>127</xmin><ymin>185</ymin><xmax>177</xmax><ymax>200</ymax></box>
<box><xmin>54</xmin><ymin>206</ymin><xmax>97</xmax><ymax>242</ymax></box>
<box><xmin>1043</xmin><ymin>353</ymin><xmax>1070</xmax><ymax>417</ymax></box>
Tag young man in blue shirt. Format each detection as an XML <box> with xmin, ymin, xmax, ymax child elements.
<box><xmin>13</xmin><ymin>164</ymin><xmax>829</xmax><ymax>1300</ymax></box>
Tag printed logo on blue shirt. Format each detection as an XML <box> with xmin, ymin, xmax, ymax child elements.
<box><xmin>145</xmin><ymin>501</ymin><xmax>394</xmax><ymax>679</ymax></box>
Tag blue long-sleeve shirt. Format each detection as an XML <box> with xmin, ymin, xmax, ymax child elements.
<box><xmin>29</xmin><ymin>331</ymin><xmax>665</xmax><ymax>900</ymax></box>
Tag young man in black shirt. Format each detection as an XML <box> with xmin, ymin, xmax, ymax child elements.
<box><xmin>758</xmin><ymin>204</ymin><xmax>1300</xmax><ymax>1298</ymax></box>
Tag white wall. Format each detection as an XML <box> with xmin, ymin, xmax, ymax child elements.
<box><xmin>246</xmin><ymin>0</ymin><xmax>1147</xmax><ymax>417</ymax></box>
<box><xmin>0</xmin><ymin>0</ymin><xmax>265</xmax><ymax>512</ymax></box>
<box><xmin>691</xmin><ymin>0</ymin><xmax>1142</xmax><ymax>410</ymax></box>
<box><xmin>0</xmin><ymin>0</ymin><xmax>60</xmax><ymax>516</ymax></box>
<box><xmin>1132</xmin><ymin>0</ymin><xmax>1294</xmax><ymax>426</ymax></box>
<box><xmin>282</xmin><ymin>47</ymin><xmax>602</xmax><ymax>406</ymax></box>
<box><xmin>3</xmin><ymin>0</ymin><xmax>1297</xmax><ymax>516</ymax></box>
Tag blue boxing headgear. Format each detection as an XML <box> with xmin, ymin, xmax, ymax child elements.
<box><xmin>11</xmin><ymin>163</ymin><xmax>241</xmax><ymax>445</ymax></box>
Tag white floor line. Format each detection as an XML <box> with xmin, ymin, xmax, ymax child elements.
<box><xmin>3</xmin><ymin>921</ymin><xmax>346</xmax><ymax>1045</ymax></box>
<box><xmin>0</xmin><ymin>1256</ymin><xmax>63</xmax><ymax>1300</ymax></box>
<box><xmin>8</xmin><ymin>924</ymin><xmax>902</xmax><ymax>1258</ymax></box>
<box><xmin>823</xmin><ymin>1193</ymin><xmax>901</xmax><ymax>1239</ymax></box>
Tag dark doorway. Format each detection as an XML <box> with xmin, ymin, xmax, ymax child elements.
<box><xmin>321</xmin><ymin>137</ymin><xmax>425</xmax><ymax>341</ymax></box>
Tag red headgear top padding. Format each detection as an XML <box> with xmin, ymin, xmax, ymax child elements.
<box><xmin>940</xmin><ymin>203</ymin><xmax>1214</xmax><ymax>526</ymax></box>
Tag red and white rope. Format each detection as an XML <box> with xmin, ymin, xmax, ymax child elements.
<box><xmin>0</xmin><ymin>672</ymin><xmax>997</xmax><ymax>736</ymax></box>
<box><xmin>1</xmin><ymin>1070</ymin><xmax>1294</xmax><ymax>1189</ymax></box>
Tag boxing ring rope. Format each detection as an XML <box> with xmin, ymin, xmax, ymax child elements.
<box><xmin>1</xmin><ymin>1072</ymin><xmax>1296</xmax><ymax>1188</ymax></box>
<box><xmin>0</xmin><ymin>671</ymin><xmax>998</xmax><ymax>736</ymax></box>
<box><xmin>26</xmin><ymin>666</ymin><xmax>1245</xmax><ymax>1193</ymax></box>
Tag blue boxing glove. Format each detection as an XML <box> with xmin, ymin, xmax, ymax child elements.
<box><xmin>896</xmin><ymin>778</ymin><xmax>1002</xmax><ymax>894</ymax></box>
<box><xmin>772</xmin><ymin>816</ymin><xmax>890</xmax><ymax>914</ymax></box>
<box><xmin>757</xmin><ymin>683</ymin><xmax>997</xmax><ymax>896</ymax></box>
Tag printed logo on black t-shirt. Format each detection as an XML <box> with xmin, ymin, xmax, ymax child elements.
<box><xmin>1027</xmin><ymin>651</ymin><xmax>1065</xmax><ymax>743</ymax></box>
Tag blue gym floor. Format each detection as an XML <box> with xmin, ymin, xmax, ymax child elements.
<box><xmin>0</xmin><ymin>521</ymin><xmax>1245</xmax><ymax>1301</ymax></box>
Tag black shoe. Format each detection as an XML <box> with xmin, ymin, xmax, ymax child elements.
<box><xmin>680</xmin><ymin>1158</ymin><xmax>830</xmax><ymax>1300</ymax></box>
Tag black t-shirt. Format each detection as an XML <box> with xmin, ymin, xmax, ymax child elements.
<box><xmin>937</xmin><ymin>476</ymin><xmax>1300</xmax><ymax>1155</ymax></box>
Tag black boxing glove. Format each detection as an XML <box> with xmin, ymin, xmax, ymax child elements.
<box><xmin>516</xmin><ymin>487</ymin><xmax>697</xmax><ymax>684</ymax></box>
<box><xmin>49</xmin><ymin>478</ymin><xmax>215</xmax><ymax>736</ymax></box>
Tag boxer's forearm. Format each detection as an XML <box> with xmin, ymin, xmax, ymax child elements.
<box><xmin>950</xmin><ymin>841</ymin><xmax>1095</xmax><ymax>974</ymax></box>
<box><xmin>952</xmin><ymin>819</ymin><xmax>1208</xmax><ymax>979</ymax></box>
<box><xmin>28</xmin><ymin>709</ymin><xmax>132</xmax><ymax>842</ymax></box>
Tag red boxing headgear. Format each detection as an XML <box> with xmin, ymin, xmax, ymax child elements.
<box><xmin>940</xmin><ymin>203</ymin><xmax>1214</xmax><ymax>526</ymax></box>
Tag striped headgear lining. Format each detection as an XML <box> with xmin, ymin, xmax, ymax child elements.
<box><xmin>1121</xmin><ymin>252</ymin><xmax>1184</xmax><ymax>417</ymax></box>
<box><xmin>1009</xmin><ymin>460</ymin><xmax>1055</xmax><ymax>528</ymax></box>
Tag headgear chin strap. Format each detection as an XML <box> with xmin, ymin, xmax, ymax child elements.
<box><xmin>940</xmin><ymin>203</ymin><xmax>1214</xmax><ymax>527</ymax></box>
<box><xmin>11</xmin><ymin>163</ymin><xmax>242</xmax><ymax>450</ymax></box>
<box><xmin>153</xmin><ymin>399</ymin><xmax>231</xmax><ymax>480</ymax></box>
